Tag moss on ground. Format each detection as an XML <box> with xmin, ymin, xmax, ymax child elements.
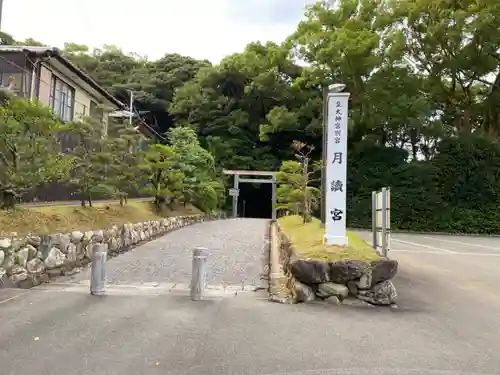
<box><xmin>0</xmin><ymin>201</ymin><xmax>201</xmax><ymax>236</ymax></box>
<box><xmin>278</xmin><ymin>215</ymin><xmax>381</xmax><ymax>262</ymax></box>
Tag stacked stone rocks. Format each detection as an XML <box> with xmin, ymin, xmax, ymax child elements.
<box><xmin>0</xmin><ymin>213</ymin><xmax>224</xmax><ymax>288</ymax></box>
<box><xmin>274</xmin><ymin>223</ymin><xmax>398</xmax><ymax>306</ymax></box>
<box><xmin>291</xmin><ymin>258</ymin><xmax>398</xmax><ymax>306</ymax></box>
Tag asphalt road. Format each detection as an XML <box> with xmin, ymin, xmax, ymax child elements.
<box><xmin>1</xmin><ymin>229</ymin><xmax>499</xmax><ymax>375</ymax></box>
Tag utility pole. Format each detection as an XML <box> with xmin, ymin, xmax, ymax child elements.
<box><xmin>129</xmin><ymin>90</ymin><xmax>134</xmax><ymax>125</ymax></box>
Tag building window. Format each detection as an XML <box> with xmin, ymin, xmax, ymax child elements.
<box><xmin>50</xmin><ymin>76</ymin><xmax>74</xmax><ymax>122</ymax></box>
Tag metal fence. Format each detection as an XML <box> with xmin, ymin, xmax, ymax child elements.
<box><xmin>372</xmin><ymin>187</ymin><xmax>391</xmax><ymax>257</ymax></box>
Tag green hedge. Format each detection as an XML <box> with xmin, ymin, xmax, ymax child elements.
<box><xmin>346</xmin><ymin>135</ymin><xmax>500</xmax><ymax>234</ymax></box>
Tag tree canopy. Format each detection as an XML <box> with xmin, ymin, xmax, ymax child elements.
<box><xmin>2</xmin><ymin>0</ymin><xmax>500</xmax><ymax>232</ymax></box>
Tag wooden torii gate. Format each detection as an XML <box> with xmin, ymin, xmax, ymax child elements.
<box><xmin>223</xmin><ymin>170</ymin><xmax>277</xmax><ymax>220</ymax></box>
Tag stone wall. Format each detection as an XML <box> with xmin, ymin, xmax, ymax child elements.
<box><xmin>0</xmin><ymin>213</ymin><xmax>225</xmax><ymax>289</ymax></box>
<box><xmin>272</xmin><ymin>222</ymin><xmax>398</xmax><ymax>307</ymax></box>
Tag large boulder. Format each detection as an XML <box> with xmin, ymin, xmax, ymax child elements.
<box><xmin>316</xmin><ymin>282</ymin><xmax>349</xmax><ymax>299</ymax></box>
<box><xmin>290</xmin><ymin>260</ymin><xmax>330</xmax><ymax>284</ymax></box>
<box><xmin>26</xmin><ymin>258</ymin><xmax>45</xmax><ymax>274</ymax></box>
<box><xmin>44</xmin><ymin>247</ymin><xmax>65</xmax><ymax>269</ymax></box>
<box><xmin>294</xmin><ymin>280</ymin><xmax>316</xmax><ymax>303</ymax></box>
<box><xmin>0</xmin><ymin>238</ymin><xmax>12</xmax><ymax>251</ymax></box>
<box><xmin>50</xmin><ymin>233</ymin><xmax>71</xmax><ymax>253</ymax></box>
<box><xmin>70</xmin><ymin>231</ymin><xmax>84</xmax><ymax>243</ymax></box>
<box><xmin>27</xmin><ymin>235</ymin><xmax>41</xmax><ymax>247</ymax></box>
<box><xmin>16</xmin><ymin>247</ymin><xmax>29</xmax><ymax>267</ymax></box>
<box><xmin>357</xmin><ymin>280</ymin><xmax>397</xmax><ymax>305</ymax></box>
<box><xmin>357</xmin><ymin>259</ymin><xmax>399</xmax><ymax>289</ymax></box>
<box><xmin>329</xmin><ymin>260</ymin><xmax>368</xmax><ymax>284</ymax></box>
<box><xmin>357</xmin><ymin>259</ymin><xmax>398</xmax><ymax>289</ymax></box>
<box><xmin>37</xmin><ymin>235</ymin><xmax>52</xmax><ymax>260</ymax></box>
<box><xmin>370</xmin><ymin>259</ymin><xmax>398</xmax><ymax>286</ymax></box>
<box><xmin>9</xmin><ymin>265</ymin><xmax>28</xmax><ymax>284</ymax></box>
<box><xmin>11</xmin><ymin>237</ymin><xmax>27</xmax><ymax>252</ymax></box>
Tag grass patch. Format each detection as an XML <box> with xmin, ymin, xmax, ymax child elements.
<box><xmin>0</xmin><ymin>201</ymin><xmax>202</xmax><ymax>236</ymax></box>
<box><xmin>278</xmin><ymin>215</ymin><xmax>381</xmax><ymax>262</ymax></box>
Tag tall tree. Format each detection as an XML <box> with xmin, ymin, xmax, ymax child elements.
<box><xmin>63</xmin><ymin>117</ymin><xmax>116</xmax><ymax>207</ymax></box>
<box><xmin>0</xmin><ymin>97</ymin><xmax>70</xmax><ymax>208</ymax></box>
<box><xmin>290</xmin><ymin>0</ymin><xmax>400</xmax><ymax>144</ymax></box>
<box><xmin>107</xmin><ymin>120</ymin><xmax>148</xmax><ymax>205</ymax></box>
<box><xmin>394</xmin><ymin>0</ymin><xmax>500</xmax><ymax>136</ymax></box>
<box><xmin>276</xmin><ymin>141</ymin><xmax>320</xmax><ymax>223</ymax></box>
<box><xmin>167</xmin><ymin>126</ymin><xmax>224</xmax><ymax>211</ymax></box>
<box><xmin>139</xmin><ymin>144</ymin><xmax>184</xmax><ymax>210</ymax></box>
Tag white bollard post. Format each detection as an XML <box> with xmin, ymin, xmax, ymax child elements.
<box><xmin>381</xmin><ymin>187</ymin><xmax>388</xmax><ymax>258</ymax></box>
<box><xmin>90</xmin><ymin>243</ymin><xmax>107</xmax><ymax>296</ymax></box>
<box><xmin>372</xmin><ymin>191</ymin><xmax>377</xmax><ymax>250</ymax></box>
<box><xmin>190</xmin><ymin>247</ymin><xmax>208</xmax><ymax>301</ymax></box>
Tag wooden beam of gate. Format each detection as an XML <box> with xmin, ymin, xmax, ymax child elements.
<box><xmin>238</xmin><ymin>178</ymin><xmax>274</xmax><ymax>184</ymax></box>
<box><xmin>223</xmin><ymin>169</ymin><xmax>276</xmax><ymax>176</ymax></box>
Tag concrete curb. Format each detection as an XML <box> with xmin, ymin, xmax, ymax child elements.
<box><xmin>267</xmin><ymin>220</ymin><xmax>292</xmax><ymax>304</ymax></box>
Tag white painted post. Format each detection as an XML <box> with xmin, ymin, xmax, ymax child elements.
<box><xmin>190</xmin><ymin>247</ymin><xmax>208</xmax><ymax>301</ymax></box>
<box><xmin>320</xmin><ymin>86</ymin><xmax>329</xmax><ymax>229</ymax></box>
<box><xmin>90</xmin><ymin>243</ymin><xmax>107</xmax><ymax>295</ymax></box>
<box><xmin>381</xmin><ymin>187</ymin><xmax>388</xmax><ymax>257</ymax></box>
<box><xmin>385</xmin><ymin>188</ymin><xmax>391</xmax><ymax>255</ymax></box>
<box><xmin>324</xmin><ymin>92</ymin><xmax>350</xmax><ymax>245</ymax></box>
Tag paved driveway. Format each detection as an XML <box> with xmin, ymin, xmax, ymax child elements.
<box><xmin>1</xmin><ymin>227</ymin><xmax>500</xmax><ymax>375</ymax></box>
<box><xmin>355</xmin><ymin>232</ymin><xmax>500</xmax><ymax>311</ymax></box>
<box><xmin>392</xmin><ymin>233</ymin><xmax>500</xmax><ymax>320</ymax></box>
<box><xmin>63</xmin><ymin>218</ymin><xmax>269</xmax><ymax>288</ymax></box>
<box><xmin>359</xmin><ymin>232</ymin><xmax>500</xmax><ymax>308</ymax></box>
<box><xmin>357</xmin><ymin>231</ymin><xmax>500</xmax><ymax>369</ymax></box>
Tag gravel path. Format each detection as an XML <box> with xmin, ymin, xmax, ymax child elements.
<box><xmin>66</xmin><ymin>218</ymin><xmax>269</xmax><ymax>287</ymax></box>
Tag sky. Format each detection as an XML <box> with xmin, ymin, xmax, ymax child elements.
<box><xmin>4</xmin><ymin>0</ymin><xmax>315</xmax><ymax>63</ymax></box>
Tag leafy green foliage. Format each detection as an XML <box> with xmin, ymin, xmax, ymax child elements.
<box><xmin>62</xmin><ymin>117</ymin><xmax>117</xmax><ymax>207</ymax></box>
<box><xmin>347</xmin><ymin>135</ymin><xmax>500</xmax><ymax>234</ymax></box>
<box><xmin>277</xmin><ymin>142</ymin><xmax>320</xmax><ymax>223</ymax></box>
<box><xmin>167</xmin><ymin>127</ymin><xmax>224</xmax><ymax>211</ymax></box>
<box><xmin>139</xmin><ymin>143</ymin><xmax>185</xmax><ymax>209</ymax></box>
<box><xmin>106</xmin><ymin>120</ymin><xmax>149</xmax><ymax>205</ymax></box>
<box><xmin>0</xmin><ymin>98</ymin><xmax>71</xmax><ymax>208</ymax></box>
<box><xmin>5</xmin><ymin>0</ymin><xmax>500</xmax><ymax>231</ymax></box>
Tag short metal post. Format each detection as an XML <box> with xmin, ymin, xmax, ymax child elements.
<box><xmin>372</xmin><ymin>191</ymin><xmax>377</xmax><ymax>250</ymax></box>
<box><xmin>381</xmin><ymin>187</ymin><xmax>388</xmax><ymax>257</ymax></box>
<box><xmin>190</xmin><ymin>247</ymin><xmax>208</xmax><ymax>301</ymax></box>
<box><xmin>90</xmin><ymin>243</ymin><xmax>107</xmax><ymax>296</ymax></box>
